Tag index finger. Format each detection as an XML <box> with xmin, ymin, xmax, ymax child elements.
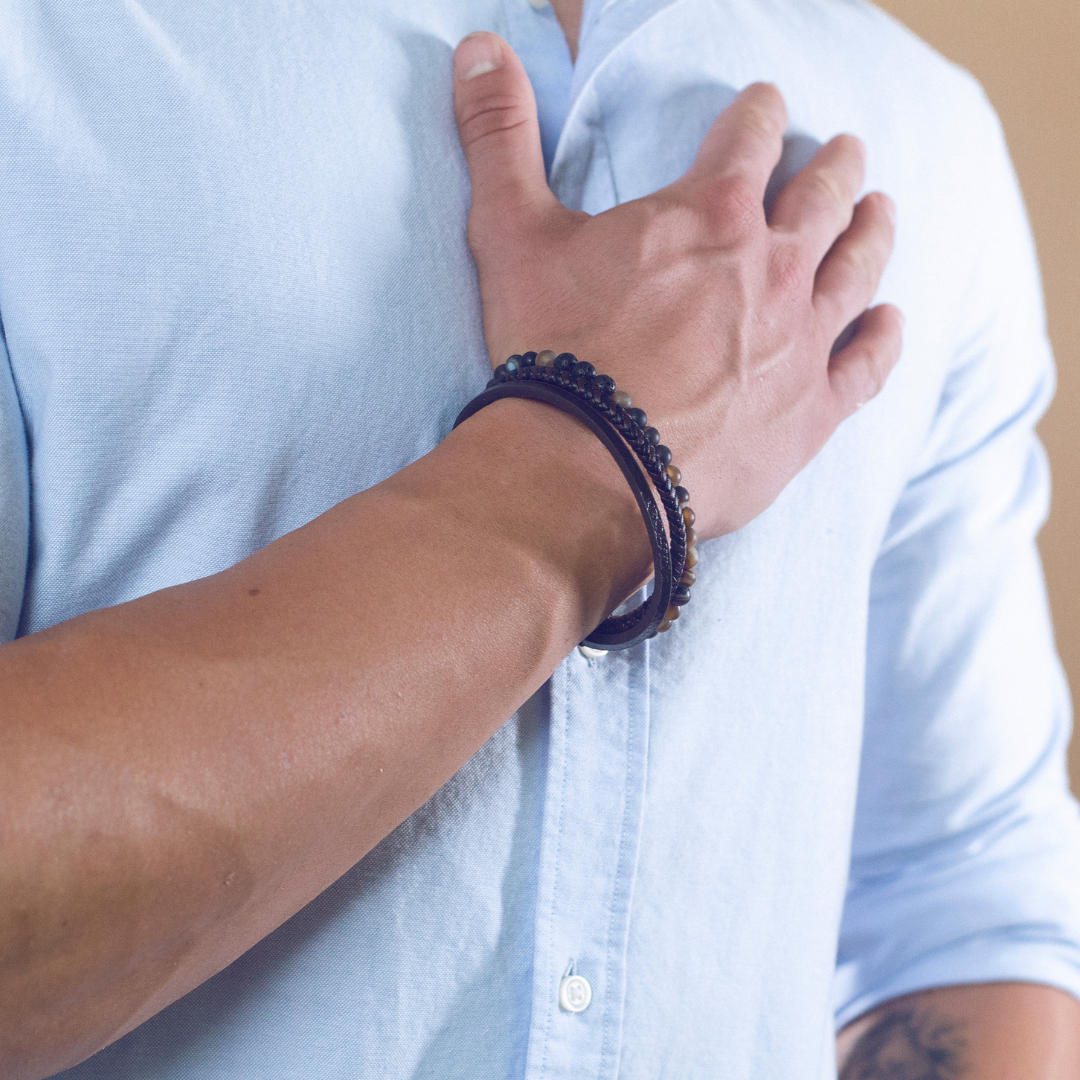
<box><xmin>685</xmin><ymin>82</ymin><xmax>788</xmax><ymax>201</ymax></box>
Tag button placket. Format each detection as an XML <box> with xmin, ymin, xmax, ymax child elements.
<box><xmin>524</xmin><ymin>645</ymin><xmax>651</xmax><ymax>1080</ymax></box>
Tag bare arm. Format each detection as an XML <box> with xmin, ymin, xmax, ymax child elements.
<box><xmin>0</xmin><ymin>33</ymin><xmax>899</xmax><ymax>1079</ymax></box>
<box><xmin>837</xmin><ymin>982</ymin><xmax>1080</xmax><ymax>1078</ymax></box>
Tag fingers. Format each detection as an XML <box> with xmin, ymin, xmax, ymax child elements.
<box><xmin>814</xmin><ymin>191</ymin><xmax>896</xmax><ymax>332</ymax></box>
<box><xmin>684</xmin><ymin>83</ymin><xmax>787</xmax><ymax>207</ymax></box>
<box><xmin>453</xmin><ymin>33</ymin><xmax>558</xmax><ymax>234</ymax></box>
<box><xmin>828</xmin><ymin>303</ymin><xmax>903</xmax><ymax>416</ymax></box>
<box><xmin>769</xmin><ymin>134</ymin><xmax>866</xmax><ymax>258</ymax></box>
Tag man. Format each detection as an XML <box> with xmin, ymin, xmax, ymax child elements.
<box><xmin>1</xmin><ymin>0</ymin><xmax>1078</xmax><ymax>1076</ymax></box>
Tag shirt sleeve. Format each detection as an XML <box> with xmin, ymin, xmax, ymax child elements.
<box><xmin>834</xmin><ymin>84</ymin><xmax>1080</xmax><ymax>1028</ymax></box>
<box><xmin>0</xmin><ymin>328</ymin><xmax>28</xmax><ymax>643</ymax></box>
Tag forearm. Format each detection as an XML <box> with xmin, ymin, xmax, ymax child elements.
<box><xmin>837</xmin><ymin>982</ymin><xmax>1080</xmax><ymax>1078</ymax></box>
<box><xmin>0</xmin><ymin>398</ymin><xmax>650</xmax><ymax>1077</ymax></box>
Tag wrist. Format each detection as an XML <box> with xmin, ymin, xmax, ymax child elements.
<box><xmin>397</xmin><ymin>397</ymin><xmax>653</xmax><ymax>648</ymax></box>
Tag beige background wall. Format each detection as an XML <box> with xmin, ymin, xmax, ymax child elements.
<box><xmin>872</xmin><ymin>0</ymin><xmax>1080</xmax><ymax>792</ymax></box>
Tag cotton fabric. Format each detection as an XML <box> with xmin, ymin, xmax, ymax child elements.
<box><xmin>1</xmin><ymin>1</ymin><xmax>1078</xmax><ymax>1077</ymax></box>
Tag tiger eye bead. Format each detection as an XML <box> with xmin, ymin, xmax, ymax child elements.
<box><xmin>666</xmin><ymin>464</ymin><xmax>681</xmax><ymax>486</ymax></box>
<box><xmin>684</xmin><ymin>526</ymin><xmax>696</xmax><ymax>547</ymax></box>
<box><xmin>536</xmin><ymin>350</ymin><xmax>557</xmax><ymax>367</ymax></box>
<box><xmin>674</xmin><ymin>485</ymin><xmax>690</xmax><ymax>507</ymax></box>
<box><xmin>657</xmin><ymin>619</ymin><xmax>674</xmax><ymax>633</ymax></box>
<box><xmin>664</xmin><ymin>604</ymin><xmax>681</xmax><ymax>622</ymax></box>
<box><xmin>684</xmin><ymin>545</ymin><xmax>699</xmax><ymax>568</ymax></box>
<box><xmin>679</xmin><ymin>568</ymin><xmax>696</xmax><ymax>586</ymax></box>
<box><xmin>682</xmin><ymin>505</ymin><xmax>695</xmax><ymax>526</ymax></box>
<box><xmin>612</xmin><ymin>390</ymin><xmax>632</xmax><ymax>408</ymax></box>
<box><xmin>671</xmin><ymin>585</ymin><xmax>692</xmax><ymax>606</ymax></box>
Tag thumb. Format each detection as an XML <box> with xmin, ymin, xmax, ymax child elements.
<box><xmin>453</xmin><ymin>33</ymin><xmax>557</xmax><ymax>231</ymax></box>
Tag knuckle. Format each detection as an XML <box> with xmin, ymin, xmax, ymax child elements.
<box><xmin>833</xmin><ymin>241</ymin><xmax>878</xmax><ymax>285</ymax></box>
<box><xmin>767</xmin><ymin>241</ymin><xmax>806</xmax><ymax>295</ymax></box>
<box><xmin>698</xmin><ymin>176</ymin><xmax>763</xmax><ymax>243</ymax></box>
<box><xmin>456</xmin><ymin>93</ymin><xmax>531</xmax><ymax>149</ymax></box>
<box><xmin>804</xmin><ymin>167</ymin><xmax>850</xmax><ymax>214</ymax></box>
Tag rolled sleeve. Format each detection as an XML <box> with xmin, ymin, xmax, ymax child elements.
<box><xmin>835</xmin><ymin>86</ymin><xmax>1080</xmax><ymax>1027</ymax></box>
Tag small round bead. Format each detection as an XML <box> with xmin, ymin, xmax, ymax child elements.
<box><xmin>674</xmin><ymin>486</ymin><xmax>690</xmax><ymax>507</ymax></box>
<box><xmin>663</xmin><ymin>603</ymin><xmax>681</xmax><ymax>622</ymax></box>
<box><xmin>593</xmin><ymin>374</ymin><xmax>616</xmax><ymax>397</ymax></box>
<box><xmin>627</xmin><ymin>407</ymin><xmax>648</xmax><ymax>428</ymax></box>
<box><xmin>521</xmin><ymin>351</ymin><xmax>537</xmax><ymax>365</ymax></box>
<box><xmin>655</xmin><ymin>444</ymin><xmax>672</xmax><ymax>467</ymax></box>
<box><xmin>672</xmin><ymin>584</ymin><xmax>692</xmax><ymax>606</ymax></box>
<box><xmin>643</xmin><ymin>426</ymin><xmax>660</xmax><ymax>446</ymax></box>
<box><xmin>493</xmin><ymin>363</ymin><xmax>509</xmax><ymax>381</ymax></box>
<box><xmin>505</xmin><ymin>356</ymin><xmax>520</xmax><ymax>373</ymax></box>
<box><xmin>682</xmin><ymin>505</ymin><xmax>695</xmax><ymax>526</ymax></box>
<box><xmin>612</xmin><ymin>390</ymin><xmax>632</xmax><ymax>408</ymax></box>
<box><xmin>679</xmin><ymin>568</ymin><xmax>696</xmax><ymax>586</ymax></box>
<box><xmin>554</xmin><ymin>352</ymin><xmax>575</xmax><ymax>371</ymax></box>
<box><xmin>657</xmin><ymin>619</ymin><xmax>673</xmax><ymax>633</ymax></box>
<box><xmin>684</xmin><ymin>526</ymin><xmax>697</xmax><ymax>547</ymax></box>
<box><xmin>684</xmin><ymin>546</ymin><xmax>699</xmax><ymax>568</ymax></box>
<box><xmin>666</xmin><ymin>464</ymin><xmax>681</xmax><ymax>485</ymax></box>
<box><xmin>536</xmin><ymin>350</ymin><xmax>557</xmax><ymax>367</ymax></box>
<box><xmin>571</xmin><ymin>360</ymin><xmax>595</xmax><ymax>378</ymax></box>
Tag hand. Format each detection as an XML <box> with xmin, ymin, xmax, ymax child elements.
<box><xmin>453</xmin><ymin>33</ymin><xmax>902</xmax><ymax>538</ymax></box>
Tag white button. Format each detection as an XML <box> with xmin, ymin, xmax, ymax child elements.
<box><xmin>577</xmin><ymin>645</ymin><xmax>609</xmax><ymax>660</ymax></box>
<box><xmin>559</xmin><ymin>974</ymin><xmax>592</xmax><ymax>1012</ymax></box>
<box><xmin>527</xmin><ymin>0</ymin><xmax>549</xmax><ymax>9</ymax></box>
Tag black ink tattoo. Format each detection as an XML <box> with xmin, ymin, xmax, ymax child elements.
<box><xmin>840</xmin><ymin>1006</ymin><xmax>968</xmax><ymax>1080</ymax></box>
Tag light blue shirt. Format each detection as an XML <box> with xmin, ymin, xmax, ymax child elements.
<box><xmin>2</xmin><ymin>1</ymin><xmax>1079</xmax><ymax>1077</ymax></box>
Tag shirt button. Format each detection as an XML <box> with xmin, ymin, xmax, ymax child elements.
<box><xmin>527</xmin><ymin>0</ymin><xmax>550</xmax><ymax>9</ymax></box>
<box><xmin>577</xmin><ymin>645</ymin><xmax>609</xmax><ymax>660</ymax></box>
<box><xmin>559</xmin><ymin>974</ymin><xmax>592</xmax><ymax>1012</ymax></box>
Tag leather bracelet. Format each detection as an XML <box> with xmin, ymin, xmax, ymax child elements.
<box><xmin>453</xmin><ymin>350</ymin><xmax>698</xmax><ymax>650</ymax></box>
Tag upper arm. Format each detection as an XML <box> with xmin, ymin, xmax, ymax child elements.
<box><xmin>835</xmin><ymin>84</ymin><xmax>1080</xmax><ymax>1027</ymax></box>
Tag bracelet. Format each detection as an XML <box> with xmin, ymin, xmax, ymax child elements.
<box><xmin>453</xmin><ymin>350</ymin><xmax>698</xmax><ymax>650</ymax></box>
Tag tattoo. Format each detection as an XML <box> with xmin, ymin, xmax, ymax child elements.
<box><xmin>840</xmin><ymin>1006</ymin><xmax>968</xmax><ymax>1080</ymax></box>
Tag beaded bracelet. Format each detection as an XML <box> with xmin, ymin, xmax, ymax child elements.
<box><xmin>453</xmin><ymin>350</ymin><xmax>698</xmax><ymax>650</ymax></box>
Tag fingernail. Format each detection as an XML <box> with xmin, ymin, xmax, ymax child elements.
<box><xmin>455</xmin><ymin>32</ymin><xmax>504</xmax><ymax>81</ymax></box>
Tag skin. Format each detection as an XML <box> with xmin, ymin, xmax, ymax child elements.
<box><xmin>0</xmin><ymin>10</ymin><xmax>1070</xmax><ymax>1080</ymax></box>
